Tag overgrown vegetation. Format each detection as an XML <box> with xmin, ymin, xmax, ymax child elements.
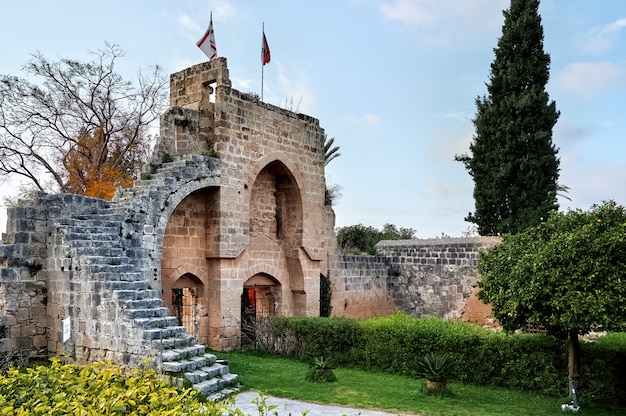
<box><xmin>0</xmin><ymin>350</ymin><xmax>29</xmax><ymax>371</ymax></box>
<box><xmin>0</xmin><ymin>358</ymin><xmax>240</xmax><ymax>415</ymax></box>
<box><xmin>248</xmin><ymin>313</ymin><xmax>626</xmax><ymax>405</ymax></box>
<box><xmin>336</xmin><ymin>223</ymin><xmax>417</xmax><ymax>255</ymax></box>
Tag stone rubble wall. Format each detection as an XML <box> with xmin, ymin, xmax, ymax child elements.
<box><xmin>331</xmin><ymin>255</ymin><xmax>396</xmax><ymax>318</ymax></box>
<box><xmin>331</xmin><ymin>237</ymin><xmax>500</xmax><ymax>321</ymax></box>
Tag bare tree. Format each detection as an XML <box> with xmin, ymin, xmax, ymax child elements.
<box><xmin>0</xmin><ymin>43</ymin><xmax>167</xmax><ymax>197</ymax></box>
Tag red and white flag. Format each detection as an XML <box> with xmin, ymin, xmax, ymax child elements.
<box><xmin>197</xmin><ymin>14</ymin><xmax>217</xmax><ymax>60</ymax></box>
<box><xmin>262</xmin><ymin>31</ymin><xmax>271</xmax><ymax>65</ymax></box>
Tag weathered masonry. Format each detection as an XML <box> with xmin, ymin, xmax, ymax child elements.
<box><xmin>0</xmin><ymin>57</ymin><xmax>497</xmax><ymax>385</ymax></box>
<box><xmin>329</xmin><ymin>238</ymin><xmax>499</xmax><ymax>322</ymax></box>
<box><xmin>0</xmin><ymin>58</ymin><xmax>334</xmax><ymax>394</ymax></box>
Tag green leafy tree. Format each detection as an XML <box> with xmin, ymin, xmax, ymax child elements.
<box><xmin>336</xmin><ymin>223</ymin><xmax>416</xmax><ymax>255</ymax></box>
<box><xmin>455</xmin><ymin>0</ymin><xmax>560</xmax><ymax>236</ymax></box>
<box><xmin>477</xmin><ymin>201</ymin><xmax>626</xmax><ymax>407</ymax></box>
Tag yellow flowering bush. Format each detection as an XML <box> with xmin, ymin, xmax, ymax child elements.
<box><xmin>0</xmin><ymin>358</ymin><xmax>243</xmax><ymax>416</ymax></box>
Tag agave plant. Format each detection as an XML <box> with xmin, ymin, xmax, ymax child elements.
<box><xmin>305</xmin><ymin>356</ymin><xmax>337</xmax><ymax>383</ymax></box>
<box><xmin>415</xmin><ymin>352</ymin><xmax>459</xmax><ymax>384</ymax></box>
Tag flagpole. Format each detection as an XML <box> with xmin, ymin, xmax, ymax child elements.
<box><xmin>261</xmin><ymin>22</ymin><xmax>265</xmax><ymax>102</ymax></box>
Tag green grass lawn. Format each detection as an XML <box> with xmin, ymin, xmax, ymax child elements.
<box><xmin>216</xmin><ymin>350</ymin><xmax>623</xmax><ymax>416</ymax></box>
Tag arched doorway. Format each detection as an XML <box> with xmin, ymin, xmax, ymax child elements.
<box><xmin>241</xmin><ymin>273</ymin><xmax>281</xmax><ymax>346</ymax></box>
<box><xmin>172</xmin><ymin>273</ymin><xmax>203</xmax><ymax>339</ymax></box>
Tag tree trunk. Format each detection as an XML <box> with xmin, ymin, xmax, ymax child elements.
<box><xmin>568</xmin><ymin>330</ymin><xmax>581</xmax><ymax>408</ymax></box>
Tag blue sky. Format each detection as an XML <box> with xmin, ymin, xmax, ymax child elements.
<box><xmin>1</xmin><ymin>0</ymin><xmax>625</xmax><ymax>237</ymax></box>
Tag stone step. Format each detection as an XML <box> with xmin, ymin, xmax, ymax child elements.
<box><xmin>89</xmin><ymin>264</ymin><xmax>145</xmax><ymax>282</ymax></box>
<box><xmin>73</xmin><ymin>247</ymin><xmax>124</xmax><ymax>258</ymax></box>
<box><xmin>71</xmin><ymin>240</ymin><xmax>124</xmax><ymax>250</ymax></box>
<box><xmin>134</xmin><ymin>316</ymin><xmax>178</xmax><ymax>329</ymax></box>
<box><xmin>193</xmin><ymin>373</ymin><xmax>239</xmax><ymax>396</ymax></box>
<box><xmin>87</xmin><ymin>254</ymin><xmax>125</xmax><ymax>266</ymax></box>
<box><xmin>115</xmin><ymin>289</ymin><xmax>161</xmax><ymax>301</ymax></box>
<box><xmin>143</xmin><ymin>326</ymin><xmax>187</xmax><ymax>340</ymax></box>
<box><xmin>126</xmin><ymin>307</ymin><xmax>169</xmax><ymax>319</ymax></box>
<box><xmin>160</xmin><ymin>345</ymin><xmax>207</xmax><ymax>362</ymax></box>
<box><xmin>152</xmin><ymin>335</ymin><xmax>196</xmax><ymax>350</ymax></box>
<box><xmin>162</xmin><ymin>355</ymin><xmax>209</xmax><ymax>373</ymax></box>
<box><xmin>63</xmin><ymin>232</ymin><xmax>119</xmax><ymax>242</ymax></box>
<box><xmin>108</xmin><ymin>280</ymin><xmax>152</xmax><ymax>291</ymax></box>
<box><xmin>56</xmin><ymin>218</ymin><xmax>122</xmax><ymax>228</ymax></box>
<box><xmin>121</xmin><ymin>298</ymin><xmax>163</xmax><ymax>310</ymax></box>
<box><xmin>88</xmin><ymin>263</ymin><xmax>143</xmax><ymax>281</ymax></box>
<box><xmin>201</xmin><ymin>362</ymin><xmax>229</xmax><ymax>378</ymax></box>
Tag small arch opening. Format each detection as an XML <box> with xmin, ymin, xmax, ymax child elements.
<box><xmin>241</xmin><ymin>273</ymin><xmax>281</xmax><ymax>347</ymax></box>
<box><xmin>172</xmin><ymin>273</ymin><xmax>202</xmax><ymax>339</ymax></box>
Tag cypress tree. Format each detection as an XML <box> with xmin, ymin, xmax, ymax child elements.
<box><xmin>456</xmin><ymin>0</ymin><xmax>560</xmax><ymax>236</ymax></box>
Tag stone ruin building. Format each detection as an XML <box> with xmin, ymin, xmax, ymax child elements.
<box><xmin>0</xmin><ymin>58</ymin><xmax>498</xmax><ymax>394</ymax></box>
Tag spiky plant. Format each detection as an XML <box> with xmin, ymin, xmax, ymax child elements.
<box><xmin>415</xmin><ymin>353</ymin><xmax>459</xmax><ymax>383</ymax></box>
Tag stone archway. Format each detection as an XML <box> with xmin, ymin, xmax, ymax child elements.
<box><xmin>241</xmin><ymin>273</ymin><xmax>281</xmax><ymax>346</ymax></box>
<box><xmin>249</xmin><ymin>160</ymin><xmax>307</xmax><ymax>315</ymax></box>
<box><xmin>171</xmin><ymin>273</ymin><xmax>203</xmax><ymax>339</ymax></box>
<box><xmin>160</xmin><ymin>186</ymin><xmax>219</xmax><ymax>345</ymax></box>
<box><xmin>249</xmin><ymin>160</ymin><xmax>303</xmax><ymax>248</ymax></box>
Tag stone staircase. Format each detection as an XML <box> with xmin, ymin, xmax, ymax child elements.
<box><xmin>50</xmin><ymin>176</ymin><xmax>238</xmax><ymax>398</ymax></box>
<box><xmin>114</xmin><ymin>153</ymin><xmax>220</xmax><ymax>205</ymax></box>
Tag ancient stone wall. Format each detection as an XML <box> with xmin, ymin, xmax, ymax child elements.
<box><xmin>330</xmin><ymin>237</ymin><xmax>500</xmax><ymax>322</ymax></box>
<box><xmin>330</xmin><ymin>255</ymin><xmax>396</xmax><ymax>318</ymax></box>
<box><xmin>377</xmin><ymin>237</ymin><xmax>499</xmax><ymax>320</ymax></box>
<box><xmin>0</xmin><ymin>197</ymin><xmax>55</xmax><ymax>355</ymax></box>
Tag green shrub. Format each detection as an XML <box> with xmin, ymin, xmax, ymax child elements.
<box><xmin>415</xmin><ymin>353</ymin><xmax>459</xmax><ymax>383</ymax></box>
<box><xmin>271</xmin><ymin>316</ymin><xmax>361</xmax><ymax>364</ymax></box>
<box><xmin>305</xmin><ymin>356</ymin><xmax>337</xmax><ymax>383</ymax></box>
<box><xmin>262</xmin><ymin>313</ymin><xmax>626</xmax><ymax>403</ymax></box>
<box><xmin>0</xmin><ymin>358</ymin><xmax>240</xmax><ymax>415</ymax></box>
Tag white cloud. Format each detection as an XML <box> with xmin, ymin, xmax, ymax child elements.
<box><xmin>559</xmin><ymin>62</ymin><xmax>626</xmax><ymax>97</ymax></box>
<box><xmin>379</xmin><ymin>0</ymin><xmax>507</xmax><ymax>46</ymax></box>
<box><xmin>178</xmin><ymin>13</ymin><xmax>201</xmax><ymax>34</ymax></box>
<box><xmin>430</xmin><ymin>128</ymin><xmax>473</xmax><ymax>159</ymax></box>
<box><xmin>231</xmin><ymin>77</ymin><xmax>254</xmax><ymax>93</ymax></box>
<box><xmin>442</xmin><ymin>111</ymin><xmax>472</xmax><ymax>122</ymax></box>
<box><xmin>559</xmin><ymin>161</ymin><xmax>626</xmax><ymax>211</ymax></box>
<box><xmin>380</xmin><ymin>0</ymin><xmax>434</xmax><ymax>25</ymax></box>
<box><xmin>345</xmin><ymin>114</ymin><xmax>383</xmax><ymax>126</ymax></box>
<box><xmin>553</xmin><ymin>122</ymin><xmax>592</xmax><ymax>145</ymax></box>
<box><xmin>580</xmin><ymin>18</ymin><xmax>626</xmax><ymax>55</ymax></box>
<box><xmin>211</xmin><ymin>0</ymin><xmax>237</xmax><ymax>22</ymax></box>
<box><xmin>273</xmin><ymin>63</ymin><xmax>316</xmax><ymax>114</ymax></box>
<box><xmin>173</xmin><ymin>57</ymin><xmax>196</xmax><ymax>72</ymax></box>
<box><xmin>422</xmin><ymin>180</ymin><xmax>448</xmax><ymax>198</ymax></box>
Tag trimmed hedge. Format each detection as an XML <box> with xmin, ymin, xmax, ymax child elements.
<box><xmin>267</xmin><ymin>313</ymin><xmax>626</xmax><ymax>403</ymax></box>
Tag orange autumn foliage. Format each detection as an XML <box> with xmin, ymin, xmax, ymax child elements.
<box><xmin>63</xmin><ymin>127</ymin><xmax>137</xmax><ymax>200</ymax></box>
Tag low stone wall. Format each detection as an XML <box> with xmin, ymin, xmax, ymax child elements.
<box><xmin>0</xmin><ymin>281</ymin><xmax>47</xmax><ymax>354</ymax></box>
<box><xmin>378</xmin><ymin>237</ymin><xmax>500</xmax><ymax>320</ymax></box>
<box><xmin>331</xmin><ymin>255</ymin><xmax>396</xmax><ymax>318</ymax></box>
<box><xmin>331</xmin><ymin>237</ymin><xmax>500</xmax><ymax>322</ymax></box>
